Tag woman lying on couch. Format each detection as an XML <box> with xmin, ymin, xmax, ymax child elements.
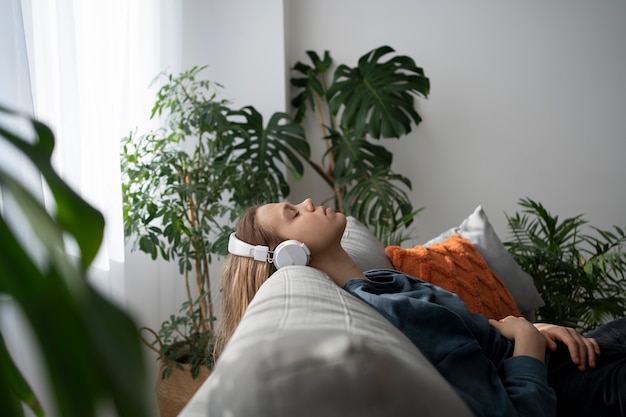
<box><xmin>214</xmin><ymin>198</ymin><xmax>625</xmax><ymax>417</ymax></box>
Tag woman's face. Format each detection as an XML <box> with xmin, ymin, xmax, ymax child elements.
<box><xmin>256</xmin><ymin>198</ymin><xmax>346</xmax><ymax>256</ymax></box>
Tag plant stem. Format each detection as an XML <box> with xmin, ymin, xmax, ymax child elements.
<box><xmin>312</xmin><ymin>89</ymin><xmax>344</xmax><ymax>211</ymax></box>
<box><xmin>201</xmin><ymin>257</ymin><xmax>214</xmax><ymax>331</ymax></box>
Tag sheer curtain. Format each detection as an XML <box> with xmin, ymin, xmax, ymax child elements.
<box><xmin>1</xmin><ymin>0</ymin><xmax>182</xmax><ymax>415</ymax></box>
<box><xmin>0</xmin><ymin>0</ymin><xmax>50</xmax><ymax>414</ymax></box>
<box><xmin>22</xmin><ymin>0</ymin><xmax>165</xmax><ymax>301</ymax></box>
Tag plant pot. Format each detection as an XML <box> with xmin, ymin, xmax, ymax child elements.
<box><xmin>155</xmin><ymin>361</ymin><xmax>211</xmax><ymax>417</ymax></box>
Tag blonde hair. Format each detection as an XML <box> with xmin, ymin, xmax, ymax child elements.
<box><xmin>213</xmin><ymin>205</ymin><xmax>283</xmax><ymax>360</ymax></box>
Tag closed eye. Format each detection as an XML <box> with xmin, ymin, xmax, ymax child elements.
<box><xmin>282</xmin><ymin>203</ymin><xmax>299</xmax><ymax>219</ymax></box>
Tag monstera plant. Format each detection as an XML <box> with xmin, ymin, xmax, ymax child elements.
<box><xmin>121</xmin><ymin>66</ymin><xmax>309</xmax><ymax>385</ymax></box>
<box><xmin>291</xmin><ymin>45</ymin><xmax>430</xmax><ymax>244</ymax></box>
<box><xmin>0</xmin><ymin>105</ymin><xmax>148</xmax><ymax>417</ymax></box>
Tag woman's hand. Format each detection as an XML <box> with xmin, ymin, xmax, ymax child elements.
<box><xmin>490</xmin><ymin>316</ymin><xmax>547</xmax><ymax>362</ymax></box>
<box><xmin>533</xmin><ymin>323</ymin><xmax>601</xmax><ymax>371</ymax></box>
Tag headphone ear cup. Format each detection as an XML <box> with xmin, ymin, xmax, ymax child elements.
<box><xmin>272</xmin><ymin>240</ymin><xmax>310</xmax><ymax>269</ymax></box>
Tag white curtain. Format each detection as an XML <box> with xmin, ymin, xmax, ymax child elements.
<box><xmin>0</xmin><ymin>0</ymin><xmax>50</xmax><ymax>414</ymax></box>
<box><xmin>22</xmin><ymin>0</ymin><xmax>165</xmax><ymax>301</ymax></box>
<box><xmin>1</xmin><ymin>0</ymin><xmax>183</xmax><ymax>415</ymax></box>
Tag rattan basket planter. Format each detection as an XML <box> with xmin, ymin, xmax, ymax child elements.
<box><xmin>155</xmin><ymin>361</ymin><xmax>210</xmax><ymax>417</ymax></box>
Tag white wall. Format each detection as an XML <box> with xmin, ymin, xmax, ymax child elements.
<box><xmin>283</xmin><ymin>0</ymin><xmax>626</xmax><ymax>242</ymax></box>
<box><xmin>181</xmin><ymin>0</ymin><xmax>288</xmax><ymax>115</ymax></box>
<box><xmin>178</xmin><ymin>0</ymin><xmax>626</xmax><ymax>242</ymax></box>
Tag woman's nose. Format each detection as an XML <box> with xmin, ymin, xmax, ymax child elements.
<box><xmin>298</xmin><ymin>198</ymin><xmax>315</xmax><ymax>212</ymax></box>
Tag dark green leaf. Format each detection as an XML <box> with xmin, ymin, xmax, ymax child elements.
<box><xmin>0</xmin><ymin>333</ymin><xmax>43</xmax><ymax>417</ymax></box>
<box><xmin>327</xmin><ymin>45</ymin><xmax>429</xmax><ymax>139</ymax></box>
<box><xmin>1</xmin><ymin>105</ymin><xmax>150</xmax><ymax>417</ymax></box>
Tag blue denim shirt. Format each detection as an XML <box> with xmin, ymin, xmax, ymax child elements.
<box><xmin>343</xmin><ymin>269</ymin><xmax>556</xmax><ymax>417</ymax></box>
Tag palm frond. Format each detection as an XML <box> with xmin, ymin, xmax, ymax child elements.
<box><xmin>504</xmin><ymin>197</ymin><xmax>626</xmax><ymax>333</ymax></box>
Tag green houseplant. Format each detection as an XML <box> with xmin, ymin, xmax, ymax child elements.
<box><xmin>0</xmin><ymin>105</ymin><xmax>149</xmax><ymax>417</ymax></box>
<box><xmin>504</xmin><ymin>197</ymin><xmax>626</xmax><ymax>333</ymax></box>
<box><xmin>121</xmin><ymin>66</ymin><xmax>308</xmax><ymax>382</ymax></box>
<box><xmin>290</xmin><ymin>45</ymin><xmax>430</xmax><ymax>244</ymax></box>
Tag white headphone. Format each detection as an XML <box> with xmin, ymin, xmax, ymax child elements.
<box><xmin>228</xmin><ymin>233</ymin><xmax>310</xmax><ymax>269</ymax></box>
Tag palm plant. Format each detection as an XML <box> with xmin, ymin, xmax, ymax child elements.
<box><xmin>504</xmin><ymin>197</ymin><xmax>626</xmax><ymax>333</ymax></box>
<box><xmin>121</xmin><ymin>66</ymin><xmax>308</xmax><ymax>379</ymax></box>
<box><xmin>290</xmin><ymin>45</ymin><xmax>430</xmax><ymax>244</ymax></box>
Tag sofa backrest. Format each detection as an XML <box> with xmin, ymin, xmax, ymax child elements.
<box><xmin>181</xmin><ymin>265</ymin><xmax>475</xmax><ymax>417</ymax></box>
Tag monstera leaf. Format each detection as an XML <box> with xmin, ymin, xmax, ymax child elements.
<box><xmin>229</xmin><ymin>106</ymin><xmax>309</xmax><ymax>203</ymax></box>
<box><xmin>290</xmin><ymin>50</ymin><xmax>333</xmax><ymax>124</ymax></box>
<box><xmin>326</xmin><ymin>131</ymin><xmax>415</xmax><ymax>234</ymax></box>
<box><xmin>0</xmin><ymin>105</ymin><xmax>149</xmax><ymax>417</ymax></box>
<box><xmin>328</xmin><ymin>45</ymin><xmax>429</xmax><ymax>139</ymax></box>
<box><xmin>326</xmin><ymin>129</ymin><xmax>393</xmax><ymax>180</ymax></box>
<box><xmin>342</xmin><ymin>167</ymin><xmax>416</xmax><ymax>237</ymax></box>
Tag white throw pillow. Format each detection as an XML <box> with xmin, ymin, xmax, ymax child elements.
<box><xmin>424</xmin><ymin>206</ymin><xmax>544</xmax><ymax>319</ymax></box>
<box><xmin>341</xmin><ymin>216</ymin><xmax>393</xmax><ymax>271</ymax></box>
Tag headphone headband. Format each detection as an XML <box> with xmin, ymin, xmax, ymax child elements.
<box><xmin>228</xmin><ymin>233</ymin><xmax>310</xmax><ymax>269</ymax></box>
<box><xmin>228</xmin><ymin>233</ymin><xmax>269</xmax><ymax>262</ymax></box>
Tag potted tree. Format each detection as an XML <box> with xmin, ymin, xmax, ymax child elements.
<box><xmin>120</xmin><ymin>66</ymin><xmax>308</xmax><ymax>417</ymax></box>
<box><xmin>290</xmin><ymin>45</ymin><xmax>430</xmax><ymax>244</ymax></box>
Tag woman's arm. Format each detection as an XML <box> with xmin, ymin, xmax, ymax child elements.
<box><xmin>344</xmin><ymin>272</ymin><xmax>557</xmax><ymax>417</ymax></box>
<box><xmin>490</xmin><ymin>316</ymin><xmax>547</xmax><ymax>362</ymax></box>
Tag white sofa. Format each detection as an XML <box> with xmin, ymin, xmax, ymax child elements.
<box><xmin>180</xmin><ymin>265</ymin><xmax>475</xmax><ymax>417</ymax></box>
<box><xmin>180</xmin><ymin>210</ymin><xmax>544</xmax><ymax>417</ymax></box>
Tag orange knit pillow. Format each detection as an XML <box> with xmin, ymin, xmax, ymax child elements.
<box><xmin>385</xmin><ymin>234</ymin><xmax>521</xmax><ymax>319</ymax></box>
